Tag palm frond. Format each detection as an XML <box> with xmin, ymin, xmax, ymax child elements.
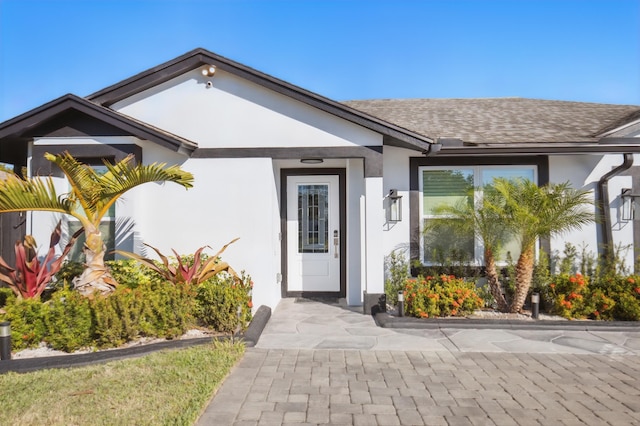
<box><xmin>95</xmin><ymin>159</ymin><xmax>194</xmax><ymax>217</ymax></box>
<box><xmin>0</xmin><ymin>172</ymin><xmax>75</xmax><ymax>214</ymax></box>
<box><xmin>44</xmin><ymin>152</ymin><xmax>101</xmax><ymax>214</ymax></box>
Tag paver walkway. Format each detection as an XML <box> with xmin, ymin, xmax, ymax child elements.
<box><xmin>197</xmin><ymin>299</ymin><xmax>640</xmax><ymax>425</ymax></box>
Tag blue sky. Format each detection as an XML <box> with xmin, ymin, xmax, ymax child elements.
<box><xmin>1</xmin><ymin>0</ymin><xmax>638</xmax><ymax>122</ymax></box>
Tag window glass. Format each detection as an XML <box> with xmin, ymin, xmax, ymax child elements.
<box><xmin>420</xmin><ymin>165</ymin><xmax>536</xmax><ymax>266</ymax></box>
<box><xmin>423</xmin><ymin>169</ymin><xmax>473</xmax><ymax>215</ymax></box>
<box><xmin>298</xmin><ymin>184</ymin><xmax>328</xmax><ymax>253</ymax></box>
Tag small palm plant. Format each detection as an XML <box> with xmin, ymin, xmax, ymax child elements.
<box><xmin>492</xmin><ymin>178</ymin><xmax>594</xmax><ymax>313</ymax></box>
<box><xmin>0</xmin><ymin>152</ymin><xmax>194</xmax><ymax>296</ymax></box>
<box><xmin>429</xmin><ymin>184</ymin><xmax>511</xmax><ymax>311</ymax></box>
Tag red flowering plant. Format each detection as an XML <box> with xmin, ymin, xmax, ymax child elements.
<box><xmin>403</xmin><ymin>275</ymin><xmax>483</xmax><ymax>318</ymax></box>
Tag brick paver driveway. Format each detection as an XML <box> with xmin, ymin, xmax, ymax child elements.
<box><xmin>197</xmin><ymin>299</ymin><xmax>640</xmax><ymax>425</ymax></box>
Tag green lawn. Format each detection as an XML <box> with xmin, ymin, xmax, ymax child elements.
<box><xmin>0</xmin><ymin>341</ymin><xmax>244</xmax><ymax>425</ymax></box>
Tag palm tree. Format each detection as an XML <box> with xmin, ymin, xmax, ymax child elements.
<box><xmin>430</xmin><ymin>185</ymin><xmax>511</xmax><ymax>311</ymax></box>
<box><xmin>0</xmin><ymin>152</ymin><xmax>194</xmax><ymax>296</ymax></box>
<box><xmin>491</xmin><ymin>178</ymin><xmax>594</xmax><ymax>313</ymax></box>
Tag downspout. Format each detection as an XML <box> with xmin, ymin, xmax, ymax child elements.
<box><xmin>597</xmin><ymin>153</ymin><xmax>633</xmax><ymax>260</ymax></box>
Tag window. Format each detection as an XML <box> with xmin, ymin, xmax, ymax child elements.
<box><xmin>68</xmin><ymin>164</ymin><xmax>116</xmax><ymax>262</ymax></box>
<box><xmin>298</xmin><ymin>184</ymin><xmax>329</xmax><ymax>253</ymax></box>
<box><xmin>420</xmin><ymin>165</ymin><xmax>536</xmax><ymax>265</ymax></box>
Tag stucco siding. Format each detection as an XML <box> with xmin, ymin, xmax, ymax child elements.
<box><xmin>549</xmin><ymin>154</ymin><xmax>637</xmax><ymax>271</ymax></box>
<box><xmin>112</xmin><ymin>69</ymin><xmax>382</xmax><ymax>150</ymax></box>
<box><xmin>382</xmin><ymin>146</ymin><xmax>413</xmax><ymax>260</ymax></box>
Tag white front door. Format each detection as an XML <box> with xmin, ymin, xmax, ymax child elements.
<box><xmin>286</xmin><ymin>174</ymin><xmax>341</xmax><ymax>293</ymax></box>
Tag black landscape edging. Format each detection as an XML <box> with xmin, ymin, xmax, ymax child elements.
<box><xmin>374</xmin><ymin>312</ymin><xmax>640</xmax><ymax>332</ymax></box>
<box><xmin>0</xmin><ymin>305</ymin><xmax>272</xmax><ymax>374</ymax></box>
<box><xmin>242</xmin><ymin>305</ymin><xmax>271</xmax><ymax>347</ymax></box>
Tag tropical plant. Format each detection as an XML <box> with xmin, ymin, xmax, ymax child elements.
<box><xmin>116</xmin><ymin>239</ymin><xmax>240</xmax><ymax>286</ymax></box>
<box><xmin>492</xmin><ymin>178</ymin><xmax>594</xmax><ymax>312</ymax></box>
<box><xmin>0</xmin><ymin>221</ymin><xmax>83</xmax><ymax>300</ymax></box>
<box><xmin>427</xmin><ymin>183</ymin><xmax>511</xmax><ymax>311</ymax></box>
<box><xmin>0</xmin><ymin>152</ymin><xmax>194</xmax><ymax>296</ymax></box>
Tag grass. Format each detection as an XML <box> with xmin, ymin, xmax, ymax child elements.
<box><xmin>0</xmin><ymin>340</ymin><xmax>245</xmax><ymax>425</ymax></box>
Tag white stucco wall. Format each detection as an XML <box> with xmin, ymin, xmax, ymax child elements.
<box><xmin>382</xmin><ymin>146</ymin><xmax>413</xmax><ymax>260</ymax></box>
<box><xmin>112</xmin><ymin>69</ymin><xmax>381</xmax><ymax>149</ymax></box>
<box><xmin>549</xmin><ymin>153</ymin><xmax>639</xmax><ymax>272</ymax></box>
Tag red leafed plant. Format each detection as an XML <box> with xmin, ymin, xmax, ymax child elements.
<box><xmin>116</xmin><ymin>238</ymin><xmax>240</xmax><ymax>286</ymax></box>
<box><xmin>0</xmin><ymin>221</ymin><xmax>83</xmax><ymax>300</ymax></box>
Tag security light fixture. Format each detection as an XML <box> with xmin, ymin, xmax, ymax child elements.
<box><xmin>300</xmin><ymin>158</ymin><xmax>324</xmax><ymax>164</ymax></box>
<box><xmin>201</xmin><ymin>65</ymin><xmax>216</xmax><ymax>77</ymax></box>
<box><xmin>387</xmin><ymin>189</ymin><xmax>402</xmax><ymax>222</ymax></box>
<box><xmin>621</xmin><ymin>188</ymin><xmax>639</xmax><ymax>221</ymax></box>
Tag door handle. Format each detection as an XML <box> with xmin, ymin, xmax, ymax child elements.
<box><xmin>333</xmin><ymin>230</ymin><xmax>339</xmax><ymax>258</ymax></box>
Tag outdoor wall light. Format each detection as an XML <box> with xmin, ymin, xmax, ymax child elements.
<box><xmin>300</xmin><ymin>158</ymin><xmax>323</xmax><ymax>164</ymax></box>
<box><xmin>621</xmin><ymin>188</ymin><xmax>639</xmax><ymax>221</ymax></box>
<box><xmin>387</xmin><ymin>189</ymin><xmax>403</xmax><ymax>222</ymax></box>
<box><xmin>201</xmin><ymin>65</ymin><xmax>216</xmax><ymax>77</ymax></box>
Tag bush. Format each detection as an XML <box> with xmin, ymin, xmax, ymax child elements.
<box><xmin>547</xmin><ymin>272</ymin><xmax>640</xmax><ymax>320</ymax></box>
<box><xmin>195</xmin><ymin>272</ymin><xmax>252</xmax><ymax>333</ymax></box>
<box><xmin>0</xmin><ymin>287</ymin><xmax>14</xmax><ymax>307</ymax></box>
<box><xmin>0</xmin><ymin>297</ymin><xmax>47</xmax><ymax>351</ymax></box>
<box><xmin>43</xmin><ymin>287</ymin><xmax>93</xmax><ymax>352</ymax></box>
<box><xmin>403</xmin><ymin>275</ymin><xmax>483</xmax><ymax>318</ymax></box>
<box><xmin>54</xmin><ymin>261</ymin><xmax>85</xmax><ymax>286</ymax></box>
<box><xmin>385</xmin><ymin>250</ymin><xmax>409</xmax><ymax>306</ymax></box>
<box><xmin>548</xmin><ymin>273</ymin><xmax>591</xmax><ymax>319</ymax></box>
<box><xmin>143</xmin><ymin>281</ymin><xmax>195</xmax><ymax>338</ymax></box>
<box><xmin>106</xmin><ymin>259</ymin><xmax>160</xmax><ymax>289</ymax></box>
<box><xmin>92</xmin><ymin>280</ymin><xmax>196</xmax><ymax>347</ymax></box>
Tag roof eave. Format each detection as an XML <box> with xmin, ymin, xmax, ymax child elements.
<box><xmin>432</xmin><ymin>140</ymin><xmax>640</xmax><ymax>156</ymax></box>
<box><xmin>0</xmin><ymin>94</ymin><xmax>197</xmax><ymax>155</ymax></box>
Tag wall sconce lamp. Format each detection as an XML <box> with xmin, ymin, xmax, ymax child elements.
<box><xmin>620</xmin><ymin>188</ymin><xmax>640</xmax><ymax>221</ymax></box>
<box><xmin>201</xmin><ymin>65</ymin><xmax>216</xmax><ymax>77</ymax></box>
<box><xmin>387</xmin><ymin>189</ymin><xmax>402</xmax><ymax>222</ymax></box>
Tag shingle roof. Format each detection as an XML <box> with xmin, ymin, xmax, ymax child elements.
<box><xmin>342</xmin><ymin>98</ymin><xmax>640</xmax><ymax>144</ymax></box>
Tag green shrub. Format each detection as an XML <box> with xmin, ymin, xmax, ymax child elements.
<box><xmin>613</xmin><ymin>292</ymin><xmax>640</xmax><ymax>321</ymax></box>
<box><xmin>106</xmin><ymin>259</ymin><xmax>160</xmax><ymax>289</ymax></box>
<box><xmin>92</xmin><ymin>280</ymin><xmax>196</xmax><ymax>347</ymax></box>
<box><xmin>91</xmin><ymin>294</ymin><xmax>125</xmax><ymax>348</ymax></box>
<box><xmin>43</xmin><ymin>287</ymin><xmax>93</xmax><ymax>352</ymax></box>
<box><xmin>548</xmin><ymin>272</ymin><xmax>640</xmax><ymax>320</ymax></box>
<box><xmin>548</xmin><ymin>273</ymin><xmax>591</xmax><ymax>319</ymax></box>
<box><xmin>385</xmin><ymin>250</ymin><xmax>409</xmax><ymax>306</ymax></box>
<box><xmin>0</xmin><ymin>287</ymin><xmax>14</xmax><ymax>307</ymax></box>
<box><xmin>403</xmin><ymin>275</ymin><xmax>483</xmax><ymax>318</ymax></box>
<box><xmin>143</xmin><ymin>281</ymin><xmax>195</xmax><ymax>338</ymax></box>
<box><xmin>0</xmin><ymin>297</ymin><xmax>47</xmax><ymax>351</ymax></box>
<box><xmin>54</xmin><ymin>261</ymin><xmax>85</xmax><ymax>286</ymax></box>
<box><xmin>195</xmin><ymin>272</ymin><xmax>252</xmax><ymax>333</ymax></box>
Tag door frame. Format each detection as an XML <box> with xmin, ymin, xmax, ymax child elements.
<box><xmin>281</xmin><ymin>168</ymin><xmax>347</xmax><ymax>298</ymax></box>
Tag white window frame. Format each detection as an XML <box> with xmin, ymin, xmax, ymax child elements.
<box><xmin>419</xmin><ymin>165</ymin><xmax>537</xmax><ymax>266</ymax></box>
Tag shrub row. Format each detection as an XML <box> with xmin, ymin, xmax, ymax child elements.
<box><xmin>0</xmin><ymin>261</ymin><xmax>253</xmax><ymax>352</ymax></box>
<box><xmin>545</xmin><ymin>273</ymin><xmax>640</xmax><ymax>320</ymax></box>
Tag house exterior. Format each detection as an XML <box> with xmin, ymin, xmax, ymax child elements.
<box><xmin>1</xmin><ymin>48</ymin><xmax>639</xmax><ymax>312</ymax></box>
